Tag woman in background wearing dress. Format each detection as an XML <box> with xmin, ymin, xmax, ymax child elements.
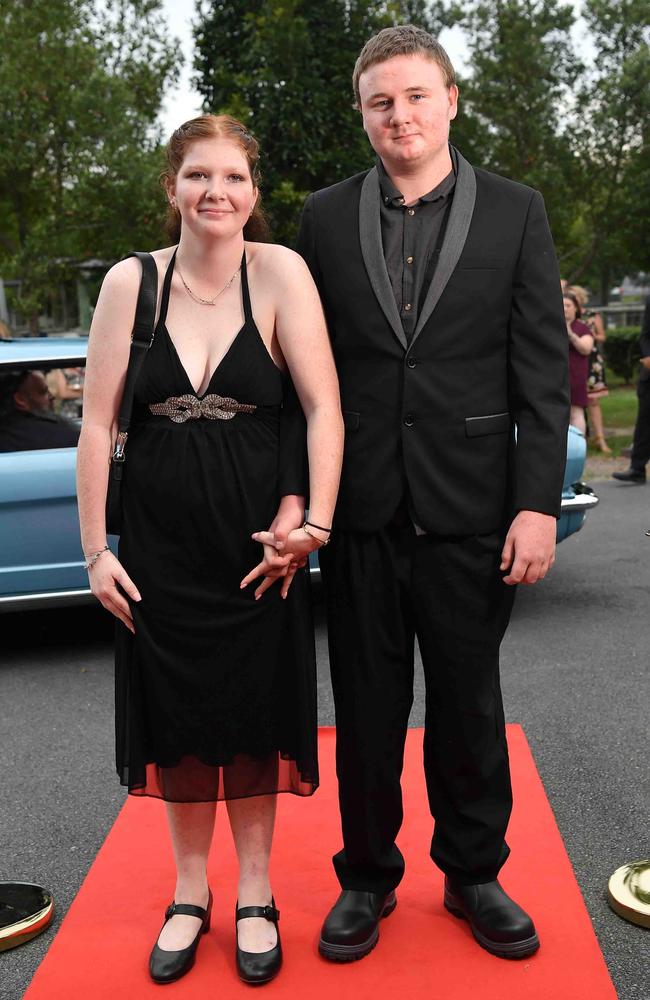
<box><xmin>564</xmin><ymin>290</ymin><xmax>594</xmax><ymax>435</ymax></box>
<box><xmin>77</xmin><ymin>115</ymin><xmax>343</xmax><ymax>987</ymax></box>
<box><xmin>569</xmin><ymin>284</ymin><xmax>611</xmax><ymax>453</ymax></box>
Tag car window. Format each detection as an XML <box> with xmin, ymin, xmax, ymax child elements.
<box><xmin>0</xmin><ymin>366</ymin><xmax>83</xmax><ymax>453</ymax></box>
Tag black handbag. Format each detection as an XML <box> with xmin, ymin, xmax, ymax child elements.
<box><xmin>105</xmin><ymin>252</ymin><xmax>158</xmax><ymax>535</ymax></box>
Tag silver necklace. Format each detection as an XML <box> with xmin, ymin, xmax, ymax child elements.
<box><xmin>177</xmin><ymin>260</ymin><xmax>241</xmax><ymax>306</ymax></box>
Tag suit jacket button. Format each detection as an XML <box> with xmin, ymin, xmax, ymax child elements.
<box><xmin>407</xmin><ymin>358</ymin><xmax>417</xmax><ymax>368</ymax></box>
<box><xmin>404</xmin><ymin>414</ymin><xmax>414</xmax><ymax>427</ymax></box>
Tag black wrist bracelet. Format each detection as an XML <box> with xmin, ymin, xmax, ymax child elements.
<box><xmin>304</xmin><ymin>520</ymin><xmax>331</xmax><ymax>533</ymax></box>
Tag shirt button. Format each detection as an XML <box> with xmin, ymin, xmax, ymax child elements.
<box><xmin>406</xmin><ymin>256</ymin><xmax>414</xmax><ymax>265</ymax></box>
<box><xmin>407</xmin><ymin>358</ymin><xmax>417</xmax><ymax>368</ymax></box>
<box><xmin>404</xmin><ymin>414</ymin><xmax>414</xmax><ymax>427</ymax></box>
<box><xmin>384</xmin><ymin>196</ymin><xmax>389</xmax><ymax>204</ymax></box>
<box><xmin>404</xmin><ymin>303</ymin><xmax>412</xmax><ymax>312</ymax></box>
<box><xmin>398</xmin><ymin>196</ymin><xmax>405</xmax><ymax>204</ymax></box>
<box><xmin>408</xmin><ymin>208</ymin><xmax>415</xmax><ymax>216</ymax></box>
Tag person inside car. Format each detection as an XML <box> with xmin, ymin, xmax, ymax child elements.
<box><xmin>0</xmin><ymin>369</ymin><xmax>80</xmax><ymax>452</ymax></box>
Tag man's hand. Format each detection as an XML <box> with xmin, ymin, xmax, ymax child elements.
<box><xmin>640</xmin><ymin>357</ymin><xmax>650</xmax><ymax>372</ymax></box>
<box><xmin>268</xmin><ymin>494</ymin><xmax>305</xmax><ymax>559</ymax></box>
<box><xmin>500</xmin><ymin>510</ymin><xmax>556</xmax><ymax>585</ymax></box>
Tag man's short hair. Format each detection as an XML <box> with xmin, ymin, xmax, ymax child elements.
<box><xmin>353</xmin><ymin>24</ymin><xmax>456</xmax><ymax>109</ymax></box>
<box><xmin>0</xmin><ymin>370</ymin><xmax>28</xmax><ymax>417</ymax></box>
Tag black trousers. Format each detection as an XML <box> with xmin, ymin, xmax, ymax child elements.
<box><xmin>631</xmin><ymin>379</ymin><xmax>650</xmax><ymax>471</ymax></box>
<box><xmin>319</xmin><ymin>511</ymin><xmax>516</xmax><ymax>895</ymax></box>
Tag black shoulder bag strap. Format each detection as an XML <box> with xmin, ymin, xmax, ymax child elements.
<box><xmin>111</xmin><ymin>251</ymin><xmax>158</xmax><ymax>466</ymax></box>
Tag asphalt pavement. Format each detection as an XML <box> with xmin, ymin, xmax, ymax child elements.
<box><xmin>1</xmin><ymin>478</ymin><xmax>648</xmax><ymax>999</ymax></box>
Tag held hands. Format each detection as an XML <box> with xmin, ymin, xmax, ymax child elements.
<box><xmin>240</xmin><ymin>528</ymin><xmax>320</xmax><ymax>600</ymax></box>
<box><xmin>87</xmin><ymin>550</ymin><xmax>141</xmax><ymax>632</ymax></box>
<box><xmin>500</xmin><ymin>510</ymin><xmax>556</xmax><ymax>586</ymax></box>
<box><xmin>240</xmin><ymin>495</ymin><xmax>312</xmax><ymax>600</ymax></box>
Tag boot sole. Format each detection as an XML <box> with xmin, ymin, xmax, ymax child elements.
<box><xmin>318</xmin><ymin>894</ymin><xmax>397</xmax><ymax>962</ymax></box>
<box><xmin>444</xmin><ymin>893</ymin><xmax>540</xmax><ymax>959</ymax></box>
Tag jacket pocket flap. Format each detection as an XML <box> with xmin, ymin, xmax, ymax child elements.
<box><xmin>343</xmin><ymin>410</ymin><xmax>360</xmax><ymax>431</ymax></box>
<box><xmin>465</xmin><ymin>412</ymin><xmax>510</xmax><ymax>437</ymax></box>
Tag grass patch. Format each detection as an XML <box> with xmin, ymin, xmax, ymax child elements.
<box><xmin>599</xmin><ymin>388</ymin><xmax>638</xmax><ymax>429</ymax></box>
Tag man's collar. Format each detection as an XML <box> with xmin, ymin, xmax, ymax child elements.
<box><xmin>377</xmin><ymin>143</ymin><xmax>457</xmax><ymax>208</ymax></box>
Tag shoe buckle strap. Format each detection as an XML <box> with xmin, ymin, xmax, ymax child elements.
<box><xmin>164</xmin><ymin>900</ymin><xmax>207</xmax><ymax>921</ymax></box>
<box><xmin>236</xmin><ymin>904</ymin><xmax>280</xmax><ymax>923</ymax></box>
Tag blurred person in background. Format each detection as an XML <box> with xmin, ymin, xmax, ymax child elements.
<box><xmin>46</xmin><ymin>366</ymin><xmax>85</xmax><ymax>421</ymax></box>
<box><xmin>613</xmin><ymin>293</ymin><xmax>650</xmax><ymax>484</ymax></box>
<box><xmin>0</xmin><ymin>370</ymin><xmax>80</xmax><ymax>452</ymax></box>
<box><xmin>564</xmin><ymin>291</ymin><xmax>594</xmax><ymax>435</ymax></box>
<box><xmin>569</xmin><ymin>285</ymin><xmax>610</xmax><ymax>453</ymax></box>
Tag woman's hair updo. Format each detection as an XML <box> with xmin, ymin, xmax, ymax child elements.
<box><xmin>160</xmin><ymin>114</ymin><xmax>270</xmax><ymax>243</ymax></box>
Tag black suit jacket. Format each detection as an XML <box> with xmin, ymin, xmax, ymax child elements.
<box><xmin>297</xmin><ymin>147</ymin><xmax>570</xmax><ymax>535</ymax></box>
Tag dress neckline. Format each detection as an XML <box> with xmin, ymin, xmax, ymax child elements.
<box><xmin>159</xmin><ymin>247</ymin><xmax>252</xmax><ymax>397</ymax></box>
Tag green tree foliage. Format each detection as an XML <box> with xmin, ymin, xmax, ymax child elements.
<box><xmin>458</xmin><ymin>0</ymin><xmax>582</xmax><ymax>253</ymax></box>
<box><xmin>603</xmin><ymin>326</ymin><xmax>643</xmax><ymax>384</ymax></box>
<box><xmin>0</xmin><ymin>0</ymin><xmax>179</xmax><ymax>327</ymax></box>
<box><xmin>193</xmin><ymin>0</ymin><xmax>456</xmax><ymax>242</ymax></box>
<box><xmin>569</xmin><ymin>0</ymin><xmax>650</xmax><ymax>298</ymax></box>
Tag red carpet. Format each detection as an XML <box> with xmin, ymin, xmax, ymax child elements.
<box><xmin>25</xmin><ymin>727</ymin><xmax>616</xmax><ymax>999</ymax></box>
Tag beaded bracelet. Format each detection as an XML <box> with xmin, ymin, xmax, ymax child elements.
<box><xmin>84</xmin><ymin>545</ymin><xmax>110</xmax><ymax>571</ymax></box>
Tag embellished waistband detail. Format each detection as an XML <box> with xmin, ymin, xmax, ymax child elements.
<box><xmin>149</xmin><ymin>393</ymin><xmax>257</xmax><ymax>423</ymax></box>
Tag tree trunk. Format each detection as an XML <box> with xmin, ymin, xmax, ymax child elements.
<box><xmin>599</xmin><ymin>264</ymin><xmax>610</xmax><ymax>306</ymax></box>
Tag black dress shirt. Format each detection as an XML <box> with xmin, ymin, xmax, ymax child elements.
<box><xmin>0</xmin><ymin>408</ymin><xmax>80</xmax><ymax>452</ymax></box>
<box><xmin>378</xmin><ymin>153</ymin><xmax>456</xmax><ymax>342</ymax></box>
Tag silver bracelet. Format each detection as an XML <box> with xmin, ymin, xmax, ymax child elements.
<box><xmin>84</xmin><ymin>545</ymin><xmax>110</xmax><ymax>571</ymax></box>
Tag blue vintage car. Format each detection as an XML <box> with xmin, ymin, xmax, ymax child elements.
<box><xmin>0</xmin><ymin>337</ymin><xmax>598</xmax><ymax>611</ymax></box>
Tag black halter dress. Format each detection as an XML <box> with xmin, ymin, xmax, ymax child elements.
<box><xmin>114</xmin><ymin>249</ymin><xmax>318</xmax><ymax>802</ymax></box>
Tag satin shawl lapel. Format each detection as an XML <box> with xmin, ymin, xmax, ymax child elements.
<box><xmin>410</xmin><ymin>149</ymin><xmax>477</xmax><ymax>347</ymax></box>
<box><xmin>359</xmin><ymin>167</ymin><xmax>408</xmax><ymax>352</ymax></box>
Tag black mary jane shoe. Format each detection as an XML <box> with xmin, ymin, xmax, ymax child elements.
<box><xmin>149</xmin><ymin>889</ymin><xmax>212</xmax><ymax>985</ymax></box>
<box><xmin>235</xmin><ymin>899</ymin><xmax>282</xmax><ymax>985</ymax></box>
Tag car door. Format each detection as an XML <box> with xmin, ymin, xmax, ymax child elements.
<box><xmin>0</xmin><ymin>351</ymin><xmax>94</xmax><ymax>607</ymax></box>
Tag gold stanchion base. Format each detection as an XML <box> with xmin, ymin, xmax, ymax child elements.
<box><xmin>607</xmin><ymin>860</ymin><xmax>650</xmax><ymax>929</ymax></box>
<box><xmin>0</xmin><ymin>883</ymin><xmax>55</xmax><ymax>952</ymax></box>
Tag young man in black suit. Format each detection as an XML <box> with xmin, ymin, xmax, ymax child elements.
<box><xmin>296</xmin><ymin>25</ymin><xmax>569</xmax><ymax>961</ymax></box>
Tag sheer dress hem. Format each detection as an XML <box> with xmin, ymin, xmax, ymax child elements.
<box><xmin>116</xmin><ymin>749</ymin><xmax>319</xmax><ymax>803</ymax></box>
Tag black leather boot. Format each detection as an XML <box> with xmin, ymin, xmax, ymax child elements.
<box><xmin>319</xmin><ymin>890</ymin><xmax>397</xmax><ymax>961</ymax></box>
<box><xmin>149</xmin><ymin>889</ymin><xmax>212</xmax><ymax>984</ymax></box>
<box><xmin>444</xmin><ymin>878</ymin><xmax>539</xmax><ymax>958</ymax></box>
<box><xmin>235</xmin><ymin>899</ymin><xmax>282</xmax><ymax>985</ymax></box>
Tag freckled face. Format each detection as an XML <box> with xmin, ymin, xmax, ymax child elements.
<box><xmin>169</xmin><ymin>138</ymin><xmax>258</xmax><ymax>240</ymax></box>
<box><xmin>358</xmin><ymin>54</ymin><xmax>458</xmax><ymax>172</ymax></box>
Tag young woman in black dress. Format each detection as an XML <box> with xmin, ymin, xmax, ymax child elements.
<box><xmin>77</xmin><ymin>115</ymin><xmax>343</xmax><ymax>986</ymax></box>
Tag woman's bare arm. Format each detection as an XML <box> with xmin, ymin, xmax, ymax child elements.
<box><xmin>271</xmin><ymin>247</ymin><xmax>343</xmax><ymax>533</ymax></box>
<box><xmin>76</xmin><ymin>257</ymin><xmax>143</xmax><ymax>629</ymax></box>
<box><xmin>241</xmin><ymin>246</ymin><xmax>343</xmax><ymax>597</ymax></box>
